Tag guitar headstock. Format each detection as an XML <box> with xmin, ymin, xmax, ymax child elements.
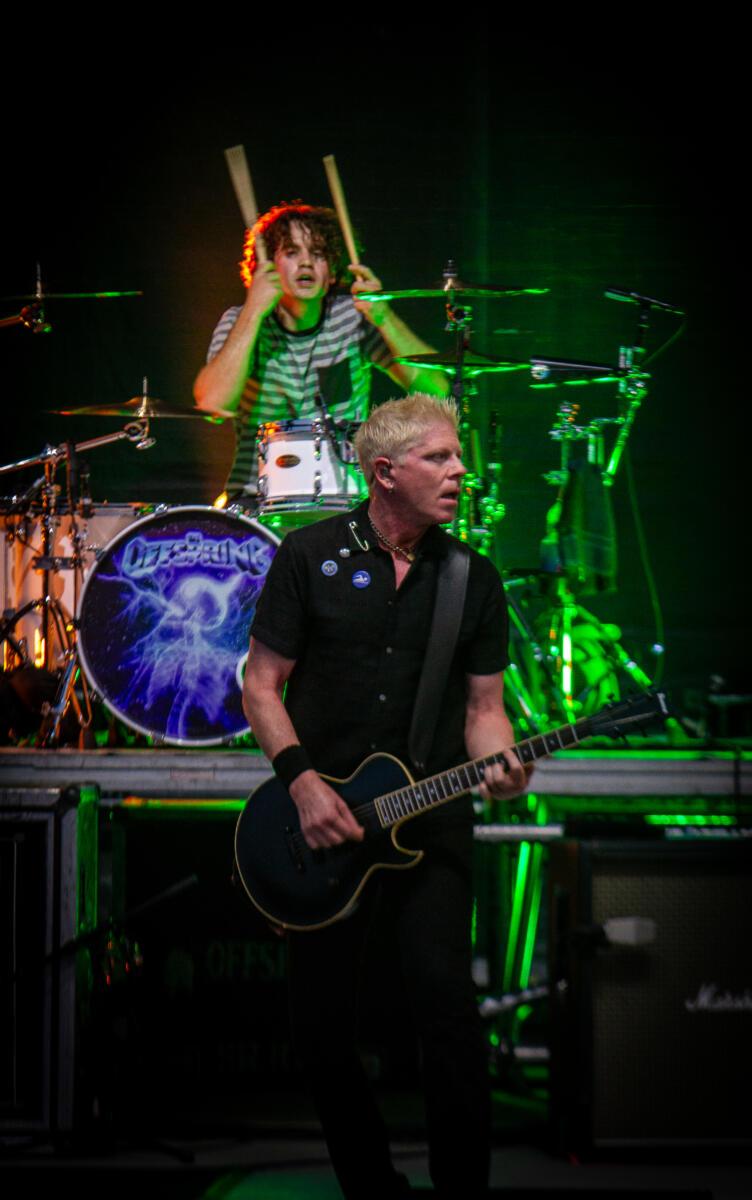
<box><xmin>585</xmin><ymin>691</ymin><xmax>671</xmax><ymax>740</ymax></box>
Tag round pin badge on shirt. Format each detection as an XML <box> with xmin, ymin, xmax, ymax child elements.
<box><xmin>321</xmin><ymin>560</ymin><xmax>338</xmax><ymax>577</ymax></box>
<box><xmin>351</xmin><ymin>569</ymin><xmax>371</xmax><ymax>589</ymax></box>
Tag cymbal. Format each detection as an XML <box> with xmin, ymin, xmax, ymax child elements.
<box><xmin>1</xmin><ymin>290</ymin><xmax>143</xmax><ymax>301</ymax></box>
<box><xmin>359</xmin><ymin>283</ymin><xmax>549</xmax><ymax>302</ymax></box>
<box><xmin>395</xmin><ymin>350</ymin><xmax>530</xmax><ymax>377</ymax></box>
<box><xmin>52</xmin><ymin>396</ymin><xmax>207</xmax><ymax>419</ymax></box>
<box><xmin>530</xmin><ymin>356</ymin><xmax>620</xmax><ymax>385</ymax></box>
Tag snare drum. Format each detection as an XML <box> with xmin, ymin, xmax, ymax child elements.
<box><xmin>76</xmin><ymin>506</ymin><xmax>279</xmax><ymax>746</ymax></box>
<box><xmin>256</xmin><ymin>418</ymin><xmax>365</xmax><ymax>517</ymax></box>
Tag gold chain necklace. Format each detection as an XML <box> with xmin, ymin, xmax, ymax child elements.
<box><xmin>368</xmin><ymin>514</ymin><xmax>418</xmax><ymax>563</ymax></box>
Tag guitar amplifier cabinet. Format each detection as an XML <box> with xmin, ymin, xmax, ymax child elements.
<box><xmin>548</xmin><ymin>837</ymin><xmax>752</xmax><ymax>1150</ymax></box>
<box><xmin>0</xmin><ymin>784</ymin><xmax>101</xmax><ymax>1136</ymax></box>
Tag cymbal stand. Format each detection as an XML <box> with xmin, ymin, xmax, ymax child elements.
<box><xmin>604</xmin><ymin>334</ymin><xmax>650</xmax><ymax>486</ymax></box>
<box><xmin>442</xmin><ymin>261</ymin><xmax>505</xmax><ymax>557</ymax></box>
<box><xmin>0</xmin><ymin>420</ymin><xmax>155</xmax><ymax>479</ymax></box>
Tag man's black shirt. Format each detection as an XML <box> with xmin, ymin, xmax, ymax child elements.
<box><xmin>251</xmin><ymin>502</ymin><xmax>509</xmax><ymax>782</ymax></box>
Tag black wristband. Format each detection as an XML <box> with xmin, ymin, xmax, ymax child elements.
<box><xmin>272</xmin><ymin>743</ymin><xmax>313</xmax><ymax>789</ymax></box>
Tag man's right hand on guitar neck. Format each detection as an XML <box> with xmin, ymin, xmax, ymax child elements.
<box><xmin>290</xmin><ymin>770</ymin><xmax>365</xmax><ymax>849</ymax></box>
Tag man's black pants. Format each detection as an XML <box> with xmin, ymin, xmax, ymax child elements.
<box><xmin>287</xmin><ymin>818</ymin><xmax>490</xmax><ymax>1199</ymax></box>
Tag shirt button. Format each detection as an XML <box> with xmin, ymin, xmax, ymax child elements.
<box><xmin>379</xmin><ymin>693</ymin><xmax>387</xmax><ymax>702</ymax></box>
<box><xmin>386</xmin><ymin>646</ymin><xmax>393</xmax><ymax>655</ymax></box>
<box><xmin>370</xmin><ymin>742</ymin><xmax>377</xmax><ymax>750</ymax></box>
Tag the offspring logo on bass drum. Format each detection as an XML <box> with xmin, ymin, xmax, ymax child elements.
<box><xmin>76</xmin><ymin>507</ymin><xmax>279</xmax><ymax>746</ymax></box>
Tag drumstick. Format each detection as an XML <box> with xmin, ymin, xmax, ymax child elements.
<box><xmin>323</xmin><ymin>154</ymin><xmax>360</xmax><ymax>268</ymax></box>
<box><xmin>223</xmin><ymin>144</ymin><xmax>267</xmax><ymax>264</ymax></box>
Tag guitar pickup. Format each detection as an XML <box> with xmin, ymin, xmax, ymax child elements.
<box><xmin>284</xmin><ymin>826</ymin><xmax>305</xmax><ymax>873</ymax></box>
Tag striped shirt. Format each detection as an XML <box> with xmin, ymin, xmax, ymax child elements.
<box><xmin>207</xmin><ymin>293</ymin><xmax>394</xmax><ymax>491</ymax></box>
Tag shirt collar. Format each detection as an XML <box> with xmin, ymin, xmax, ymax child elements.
<box><xmin>344</xmin><ymin>500</ymin><xmax>448</xmax><ymax>560</ymax></box>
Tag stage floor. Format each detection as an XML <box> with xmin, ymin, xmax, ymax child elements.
<box><xmin>2</xmin><ymin>1096</ymin><xmax>751</xmax><ymax>1199</ymax></box>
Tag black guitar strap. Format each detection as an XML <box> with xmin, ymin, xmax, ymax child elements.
<box><xmin>408</xmin><ymin>539</ymin><xmax>470</xmax><ymax>775</ymax></box>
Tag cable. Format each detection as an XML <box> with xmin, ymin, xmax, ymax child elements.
<box><xmin>624</xmin><ymin>445</ymin><xmax>665</xmax><ymax>684</ymax></box>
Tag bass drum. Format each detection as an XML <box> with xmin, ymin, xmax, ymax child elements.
<box><xmin>77</xmin><ymin>505</ymin><xmax>279</xmax><ymax>746</ymax></box>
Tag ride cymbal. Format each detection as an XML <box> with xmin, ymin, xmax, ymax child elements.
<box><xmin>359</xmin><ymin>283</ymin><xmax>549</xmax><ymax>302</ymax></box>
<box><xmin>395</xmin><ymin>350</ymin><xmax>530</xmax><ymax>376</ymax></box>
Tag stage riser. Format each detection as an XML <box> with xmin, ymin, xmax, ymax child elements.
<box><xmin>0</xmin><ymin>746</ymin><xmax>748</xmax><ymax>798</ymax></box>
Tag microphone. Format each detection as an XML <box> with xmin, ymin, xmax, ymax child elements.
<box><xmin>604</xmin><ymin>287</ymin><xmax>685</xmax><ymax>317</ymax></box>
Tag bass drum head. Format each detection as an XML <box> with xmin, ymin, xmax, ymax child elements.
<box><xmin>77</xmin><ymin>505</ymin><xmax>279</xmax><ymax>746</ymax></box>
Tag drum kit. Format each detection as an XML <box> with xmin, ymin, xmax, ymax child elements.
<box><xmin>1</xmin><ymin>249</ymin><xmax>683</xmax><ymax>748</ymax></box>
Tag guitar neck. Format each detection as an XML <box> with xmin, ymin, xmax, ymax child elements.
<box><xmin>374</xmin><ymin>717</ymin><xmax>592</xmax><ymax>828</ymax></box>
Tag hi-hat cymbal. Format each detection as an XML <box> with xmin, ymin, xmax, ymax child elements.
<box><xmin>395</xmin><ymin>350</ymin><xmax>530</xmax><ymax>377</ymax></box>
<box><xmin>358</xmin><ymin>283</ymin><xmax>549</xmax><ymax>302</ymax></box>
<box><xmin>52</xmin><ymin>396</ymin><xmax>208</xmax><ymax>419</ymax></box>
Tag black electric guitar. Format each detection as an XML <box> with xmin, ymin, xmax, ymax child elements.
<box><xmin>234</xmin><ymin>692</ymin><xmax>669</xmax><ymax>931</ymax></box>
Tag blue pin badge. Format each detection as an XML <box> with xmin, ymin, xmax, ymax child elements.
<box><xmin>351</xmin><ymin>569</ymin><xmax>371</xmax><ymax>589</ymax></box>
<box><xmin>321</xmin><ymin>560</ymin><xmax>338</xmax><ymax>577</ymax></box>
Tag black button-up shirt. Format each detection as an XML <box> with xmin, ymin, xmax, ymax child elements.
<box><xmin>251</xmin><ymin>502</ymin><xmax>509</xmax><ymax>783</ymax></box>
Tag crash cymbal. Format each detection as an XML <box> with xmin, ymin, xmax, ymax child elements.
<box><xmin>359</xmin><ymin>284</ymin><xmax>549</xmax><ymax>302</ymax></box>
<box><xmin>395</xmin><ymin>350</ymin><xmax>530</xmax><ymax>377</ymax></box>
<box><xmin>52</xmin><ymin>396</ymin><xmax>206</xmax><ymax>419</ymax></box>
<box><xmin>1</xmin><ymin>290</ymin><xmax>143</xmax><ymax>300</ymax></box>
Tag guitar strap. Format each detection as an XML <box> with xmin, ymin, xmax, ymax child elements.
<box><xmin>408</xmin><ymin>538</ymin><xmax>470</xmax><ymax>775</ymax></box>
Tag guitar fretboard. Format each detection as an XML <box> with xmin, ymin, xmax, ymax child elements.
<box><xmin>374</xmin><ymin>718</ymin><xmax>589</xmax><ymax>827</ymax></box>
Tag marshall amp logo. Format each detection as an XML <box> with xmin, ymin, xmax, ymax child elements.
<box><xmin>684</xmin><ymin>983</ymin><xmax>752</xmax><ymax>1013</ymax></box>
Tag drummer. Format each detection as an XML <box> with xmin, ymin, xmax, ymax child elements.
<box><xmin>194</xmin><ymin>202</ymin><xmax>447</xmax><ymax>496</ymax></box>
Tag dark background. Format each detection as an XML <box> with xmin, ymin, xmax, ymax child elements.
<box><xmin>2</xmin><ymin>33</ymin><xmax>745</xmax><ymax>704</ymax></box>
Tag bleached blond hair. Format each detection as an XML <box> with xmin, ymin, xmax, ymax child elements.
<box><xmin>354</xmin><ymin>394</ymin><xmax>459</xmax><ymax>489</ymax></box>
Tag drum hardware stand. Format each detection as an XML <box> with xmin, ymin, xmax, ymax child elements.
<box><xmin>440</xmin><ymin>262</ymin><xmax>505</xmax><ymax>557</ymax></box>
<box><xmin>0</xmin><ymin>420</ymin><xmax>155</xmax><ymax>480</ymax></box>
<box><xmin>313</xmin><ymin>392</ymin><xmax>362</xmax><ymax>493</ymax></box>
<box><xmin>365</xmin><ymin>260</ymin><xmax>544</xmax><ymax>554</ymax></box>
<box><xmin>604</xmin><ymin>342</ymin><xmax>649</xmax><ymax>485</ymax></box>
<box><xmin>476</xmin><ymin>410</ymin><xmax>506</xmax><ymax>546</ymax></box>
<box><xmin>0</xmin><ymin>299</ymin><xmax>49</xmax><ymax>332</ymax></box>
<box><xmin>37</xmin><ymin>645</ymin><xmax>94</xmax><ymax>745</ymax></box>
<box><xmin>502</xmin><ymin>574</ymin><xmax>568</xmax><ymax>735</ymax></box>
<box><xmin>489</xmin><ymin>346</ymin><xmax>657</xmax><ymax>1016</ymax></box>
<box><xmin>528</xmin><ymin>339</ymin><xmax>655</xmax><ymax>721</ymax></box>
<box><xmin>1</xmin><ymin>420</ymin><xmax>153</xmax><ymax>742</ymax></box>
<box><xmin>314</xmin><ymin>393</ymin><xmax>348</xmax><ymax>462</ymax></box>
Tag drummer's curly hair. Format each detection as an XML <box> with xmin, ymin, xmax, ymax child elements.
<box><xmin>240</xmin><ymin>203</ymin><xmax>352</xmax><ymax>288</ymax></box>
